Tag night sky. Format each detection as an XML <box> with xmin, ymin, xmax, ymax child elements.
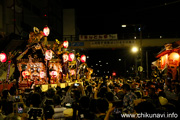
<box><xmin>63</xmin><ymin>0</ymin><xmax>180</xmax><ymax>34</ymax></box>
<box><xmin>62</xmin><ymin>0</ymin><xmax>180</xmax><ymax>78</ymax></box>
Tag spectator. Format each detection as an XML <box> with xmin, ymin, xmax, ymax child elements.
<box><xmin>122</xmin><ymin>84</ymin><xmax>137</xmax><ymax>113</ymax></box>
<box><xmin>89</xmin><ymin>99</ymin><xmax>98</xmax><ymax>114</ymax></box>
<box><xmin>77</xmin><ymin>96</ymin><xmax>96</xmax><ymax>120</ymax></box>
<box><xmin>53</xmin><ymin>94</ymin><xmax>67</xmax><ymax>120</ymax></box>
<box><xmin>135</xmin><ymin>101</ymin><xmax>156</xmax><ymax>114</ymax></box>
<box><xmin>1</xmin><ymin>101</ymin><xmax>13</xmax><ymax>117</ymax></box>
<box><xmin>41</xmin><ymin>87</ymin><xmax>56</xmax><ymax>107</ymax></box>
<box><xmin>113</xmin><ymin>83</ymin><xmax>125</xmax><ymax>100</ymax></box>
<box><xmin>4</xmin><ymin>115</ymin><xmax>21</xmax><ymax>120</ymax></box>
<box><xmin>43</xmin><ymin>105</ymin><xmax>54</xmax><ymax>120</ymax></box>
<box><xmin>85</xmin><ymin>85</ymin><xmax>94</xmax><ymax>99</ymax></box>
<box><xmin>164</xmin><ymin>79</ymin><xmax>178</xmax><ymax>101</ymax></box>
<box><xmin>105</xmin><ymin>92</ymin><xmax>115</xmax><ymax>108</ymax></box>
<box><xmin>95</xmin><ymin>98</ymin><xmax>115</xmax><ymax>120</ymax></box>
<box><xmin>146</xmin><ymin>87</ymin><xmax>160</xmax><ymax>108</ymax></box>
<box><xmin>26</xmin><ymin>92</ymin><xmax>43</xmax><ymax>120</ymax></box>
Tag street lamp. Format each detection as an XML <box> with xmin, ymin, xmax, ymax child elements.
<box><xmin>131</xmin><ymin>47</ymin><xmax>138</xmax><ymax>53</ymax></box>
<box><xmin>131</xmin><ymin>46</ymin><xmax>139</xmax><ymax>77</ymax></box>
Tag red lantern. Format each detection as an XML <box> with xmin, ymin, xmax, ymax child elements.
<box><xmin>112</xmin><ymin>72</ymin><xmax>116</xmax><ymax>76</ymax></box>
<box><xmin>22</xmin><ymin>71</ymin><xmax>30</xmax><ymax>78</ymax></box>
<box><xmin>45</xmin><ymin>50</ymin><xmax>52</xmax><ymax>60</ymax></box>
<box><xmin>63</xmin><ymin>53</ymin><xmax>69</xmax><ymax>62</ymax></box>
<box><xmin>43</xmin><ymin>26</ymin><xmax>50</xmax><ymax>36</ymax></box>
<box><xmin>0</xmin><ymin>53</ymin><xmax>7</xmax><ymax>62</ymax></box>
<box><xmin>69</xmin><ymin>53</ymin><xmax>75</xmax><ymax>62</ymax></box>
<box><xmin>63</xmin><ymin>41</ymin><xmax>69</xmax><ymax>48</ymax></box>
<box><xmin>50</xmin><ymin>71</ymin><xmax>57</xmax><ymax>76</ymax></box>
<box><xmin>81</xmin><ymin>55</ymin><xmax>86</xmax><ymax>63</ymax></box>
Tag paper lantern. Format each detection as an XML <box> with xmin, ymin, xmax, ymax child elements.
<box><xmin>63</xmin><ymin>53</ymin><xmax>69</xmax><ymax>63</ymax></box>
<box><xmin>45</xmin><ymin>50</ymin><xmax>52</xmax><ymax>60</ymax></box>
<box><xmin>40</xmin><ymin>72</ymin><xmax>45</xmax><ymax>78</ymax></box>
<box><xmin>63</xmin><ymin>41</ymin><xmax>69</xmax><ymax>48</ymax></box>
<box><xmin>43</xmin><ymin>26</ymin><xmax>50</xmax><ymax>36</ymax></box>
<box><xmin>69</xmin><ymin>53</ymin><xmax>75</xmax><ymax>62</ymax></box>
<box><xmin>22</xmin><ymin>71</ymin><xmax>30</xmax><ymax>78</ymax></box>
<box><xmin>50</xmin><ymin>71</ymin><xmax>57</xmax><ymax>76</ymax></box>
<box><xmin>81</xmin><ymin>55</ymin><xmax>86</xmax><ymax>63</ymax></box>
<box><xmin>0</xmin><ymin>53</ymin><xmax>7</xmax><ymax>62</ymax></box>
<box><xmin>112</xmin><ymin>72</ymin><xmax>116</xmax><ymax>76</ymax></box>
<box><xmin>169</xmin><ymin>52</ymin><xmax>179</xmax><ymax>67</ymax></box>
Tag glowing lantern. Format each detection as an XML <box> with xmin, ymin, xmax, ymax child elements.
<box><xmin>69</xmin><ymin>53</ymin><xmax>75</xmax><ymax>61</ymax></box>
<box><xmin>63</xmin><ymin>41</ymin><xmax>69</xmax><ymax>48</ymax></box>
<box><xmin>70</xmin><ymin>69</ymin><xmax>75</xmax><ymax>75</ymax></box>
<box><xmin>40</xmin><ymin>72</ymin><xmax>45</xmax><ymax>78</ymax></box>
<box><xmin>50</xmin><ymin>71</ymin><xmax>57</xmax><ymax>76</ymax></box>
<box><xmin>112</xmin><ymin>72</ymin><xmax>116</xmax><ymax>76</ymax></box>
<box><xmin>45</xmin><ymin>50</ymin><xmax>52</xmax><ymax>60</ymax></box>
<box><xmin>22</xmin><ymin>71</ymin><xmax>30</xmax><ymax>78</ymax></box>
<box><xmin>0</xmin><ymin>53</ymin><xmax>7</xmax><ymax>62</ymax></box>
<box><xmin>63</xmin><ymin>53</ymin><xmax>69</xmax><ymax>63</ymax></box>
<box><xmin>81</xmin><ymin>55</ymin><xmax>86</xmax><ymax>63</ymax></box>
<box><xmin>43</xmin><ymin>26</ymin><xmax>50</xmax><ymax>36</ymax></box>
<box><xmin>169</xmin><ymin>52</ymin><xmax>179</xmax><ymax>67</ymax></box>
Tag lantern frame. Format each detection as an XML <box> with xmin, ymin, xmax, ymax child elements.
<box><xmin>81</xmin><ymin>55</ymin><xmax>86</xmax><ymax>63</ymax></box>
<box><xmin>43</xmin><ymin>26</ymin><xmax>50</xmax><ymax>36</ymax></box>
<box><xmin>0</xmin><ymin>53</ymin><xmax>7</xmax><ymax>62</ymax></box>
<box><xmin>69</xmin><ymin>53</ymin><xmax>75</xmax><ymax>62</ymax></box>
<box><xmin>63</xmin><ymin>41</ymin><xmax>69</xmax><ymax>48</ymax></box>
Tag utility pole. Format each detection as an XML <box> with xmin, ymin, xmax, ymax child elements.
<box><xmin>146</xmin><ymin>51</ymin><xmax>149</xmax><ymax>79</ymax></box>
<box><xmin>139</xmin><ymin>24</ymin><xmax>143</xmax><ymax>79</ymax></box>
<box><xmin>13</xmin><ymin>0</ymin><xmax>16</xmax><ymax>34</ymax></box>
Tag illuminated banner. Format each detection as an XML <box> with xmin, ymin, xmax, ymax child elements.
<box><xmin>79</xmin><ymin>34</ymin><xmax>118</xmax><ymax>40</ymax></box>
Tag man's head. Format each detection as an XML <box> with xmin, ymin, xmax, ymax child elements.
<box><xmin>114</xmin><ymin>83</ymin><xmax>120</xmax><ymax>93</ymax></box>
<box><xmin>122</xmin><ymin>84</ymin><xmax>130</xmax><ymax>93</ymax></box>
<box><xmin>96</xmin><ymin>98</ymin><xmax>109</xmax><ymax>113</ymax></box>
<box><xmin>43</xmin><ymin>105</ymin><xmax>54</xmax><ymax>119</ymax></box>
<box><xmin>31</xmin><ymin>92</ymin><xmax>41</xmax><ymax>107</ymax></box>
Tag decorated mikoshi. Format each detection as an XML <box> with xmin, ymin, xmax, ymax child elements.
<box><xmin>14</xmin><ymin>26</ymin><xmax>93</xmax><ymax>87</ymax></box>
<box><xmin>152</xmin><ymin>42</ymin><xmax>180</xmax><ymax>81</ymax></box>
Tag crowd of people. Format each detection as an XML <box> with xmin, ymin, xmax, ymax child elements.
<box><xmin>0</xmin><ymin>77</ymin><xmax>180</xmax><ymax>120</ymax></box>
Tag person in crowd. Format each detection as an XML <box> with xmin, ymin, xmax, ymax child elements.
<box><xmin>85</xmin><ymin>85</ymin><xmax>94</xmax><ymax>99</ymax></box>
<box><xmin>25</xmin><ymin>92</ymin><xmax>43</xmax><ymax>120</ymax></box>
<box><xmin>95</xmin><ymin>98</ymin><xmax>115</xmax><ymax>120</ymax></box>
<box><xmin>89</xmin><ymin>99</ymin><xmax>98</xmax><ymax>114</ymax></box>
<box><xmin>53</xmin><ymin>94</ymin><xmax>67</xmax><ymax>120</ymax></box>
<box><xmin>135</xmin><ymin>101</ymin><xmax>156</xmax><ymax>115</ymax></box>
<box><xmin>113</xmin><ymin>83</ymin><xmax>125</xmax><ymax>100</ymax></box>
<box><xmin>9</xmin><ymin>85</ymin><xmax>18</xmax><ymax>101</ymax></box>
<box><xmin>41</xmin><ymin>87</ymin><xmax>56</xmax><ymax>108</ymax></box>
<box><xmin>122</xmin><ymin>84</ymin><xmax>137</xmax><ymax>114</ymax></box>
<box><xmin>146</xmin><ymin>87</ymin><xmax>160</xmax><ymax>108</ymax></box>
<box><xmin>4</xmin><ymin>115</ymin><xmax>21</xmax><ymax>120</ymax></box>
<box><xmin>105</xmin><ymin>92</ymin><xmax>116</xmax><ymax>108</ymax></box>
<box><xmin>1</xmin><ymin>101</ymin><xmax>14</xmax><ymax>117</ymax></box>
<box><xmin>77</xmin><ymin>96</ymin><xmax>96</xmax><ymax>120</ymax></box>
<box><xmin>43</xmin><ymin>105</ymin><xmax>54</xmax><ymax>120</ymax></box>
<box><xmin>164</xmin><ymin>78</ymin><xmax>178</xmax><ymax>101</ymax></box>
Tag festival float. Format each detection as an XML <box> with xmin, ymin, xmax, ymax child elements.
<box><xmin>0</xmin><ymin>26</ymin><xmax>93</xmax><ymax>91</ymax></box>
<box><xmin>152</xmin><ymin>41</ymin><xmax>180</xmax><ymax>81</ymax></box>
